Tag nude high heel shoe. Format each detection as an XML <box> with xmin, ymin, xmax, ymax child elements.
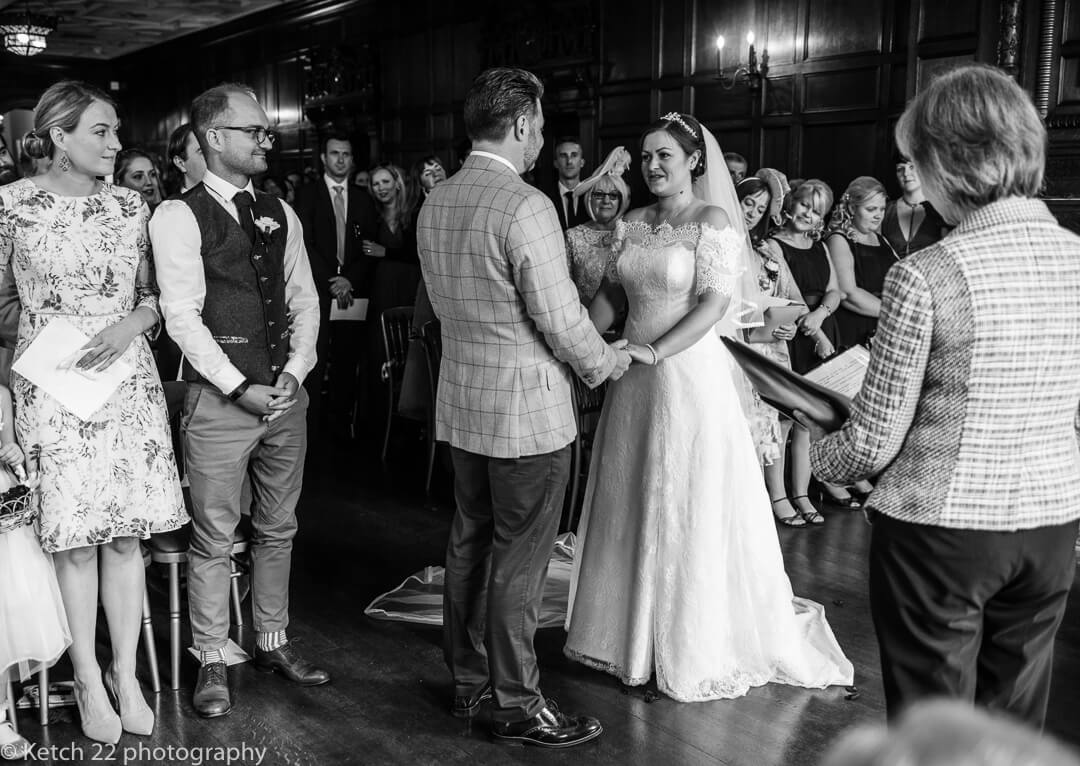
<box><xmin>103</xmin><ymin>669</ymin><xmax>154</xmax><ymax>737</ymax></box>
<box><xmin>73</xmin><ymin>679</ymin><xmax>121</xmax><ymax>745</ymax></box>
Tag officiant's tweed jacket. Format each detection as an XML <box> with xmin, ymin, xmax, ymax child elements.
<box><xmin>811</xmin><ymin>197</ymin><xmax>1080</xmax><ymax>531</ymax></box>
<box><xmin>416</xmin><ymin>153</ymin><xmax>616</xmax><ymax>459</ymax></box>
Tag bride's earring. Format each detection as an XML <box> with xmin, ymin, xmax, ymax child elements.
<box><xmin>57</xmin><ymin>153</ymin><xmax>71</xmax><ymax>172</ymax></box>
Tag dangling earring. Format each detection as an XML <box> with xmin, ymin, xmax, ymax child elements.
<box><xmin>57</xmin><ymin>153</ymin><xmax>71</xmax><ymax>172</ymax></box>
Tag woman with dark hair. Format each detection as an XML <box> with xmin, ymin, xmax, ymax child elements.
<box><xmin>565</xmin><ymin>112</ymin><xmax>852</xmax><ymax>702</ymax></box>
<box><xmin>826</xmin><ymin>176</ymin><xmax>897</xmax><ymax>352</ymax></box>
<box><xmin>881</xmin><ymin>150</ymin><xmax>947</xmax><ymax>258</ymax></box>
<box><xmin>0</xmin><ymin>81</ymin><xmax>185</xmax><ymax>743</ymax></box>
<box><xmin>409</xmin><ymin>155</ymin><xmax>446</xmax><ymax>206</ymax></box>
<box><xmin>114</xmin><ymin>148</ymin><xmax>162</xmax><ymax>211</ymax></box>
<box><xmin>165</xmin><ymin>122</ymin><xmax>206</xmax><ymax>196</ymax></box>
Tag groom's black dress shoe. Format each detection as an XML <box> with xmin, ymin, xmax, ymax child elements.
<box><xmin>452</xmin><ymin>682</ymin><xmax>493</xmax><ymax>719</ymax></box>
<box><xmin>253</xmin><ymin>643</ymin><xmax>331</xmax><ymax>686</ymax></box>
<box><xmin>193</xmin><ymin>662</ymin><xmax>231</xmax><ymax>718</ymax></box>
<box><xmin>491</xmin><ymin>701</ymin><xmax>602</xmax><ymax>749</ymax></box>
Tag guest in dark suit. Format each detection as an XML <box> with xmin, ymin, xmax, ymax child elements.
<box><xmin>295</xmin><ymin>133</ymin><xmax>380</xmax><ymax>442</ymax></box>
<box><xmin>804</xmin><ymin>64</ymin><xmax>1080</xmax><ymax>728</ymax></box>
<box><xmin>546</xmin><ymin>137</ymin><xmax>589</xmax><ymax>231</ymax></box>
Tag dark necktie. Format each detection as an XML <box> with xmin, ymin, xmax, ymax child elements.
<box><xmin>564</xmin><ymin>190</ymin><xmax>575</xmax><ymax>223</ymax></box>
<box><xmin>233</xmin><ymin>190</ymin><xmax>256</xmax><ymax>243</ymax></box>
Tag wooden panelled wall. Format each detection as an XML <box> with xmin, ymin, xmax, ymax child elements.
<box><xmin>76</xmin><ymin>0</ymin><xmax>1072</xmax><ymax>208</ymax></box>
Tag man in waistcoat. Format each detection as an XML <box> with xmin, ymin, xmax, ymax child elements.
<box><xmin>150</xmin><ymin>83</ymin><xmax>327</xmax><ymax>719</ymax></box>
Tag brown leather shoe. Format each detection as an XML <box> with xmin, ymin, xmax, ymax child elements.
<box><xmin>253</xmin><ymin>643</ymin><xmax>330</xmax><ymax>686</ymax></box>
<box><xmin>192</xmin><ymin>662</ymin><xmax>231</xmax><ymax>718</ymax></box>
<box><xmin>452</xmin><ymin>682</ymin><xmax>493</xmax><ymax>719</ymax></box>
<box><xmin>491</xmin><ymin>700</ymin><xmax>602</xmax><ymax>749</ymax></box>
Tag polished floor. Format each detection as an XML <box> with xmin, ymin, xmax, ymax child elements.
<box><xmin>9</xmin><ymin>434</ymin><xmax>1080</xmax><ymax>765</ymax></box>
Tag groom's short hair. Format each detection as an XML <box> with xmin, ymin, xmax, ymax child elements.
<box><xmin>189</xmin><ymin>82</ymin><xmax>257</xmax><ymax>155</ymax></box>
<box><xmin>464</xmin><ymin>67</ymin><xmax>544</xmax><ymax>143</ymax></box>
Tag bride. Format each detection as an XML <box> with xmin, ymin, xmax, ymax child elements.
<box><xmin>563</xmin><ymin>112</ymin><xmax>854</xmax><ymax>702</ymax></box>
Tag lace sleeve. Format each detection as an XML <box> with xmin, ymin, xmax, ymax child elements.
<box><xmin>694</xmin><ymin>223</ymin><xmax>741</xmax><ymax>296</ymax></box>
<box><xmin>604</xmin><ymin>221</ymin><xmax>626</xmax><ymax>284</ymax></box>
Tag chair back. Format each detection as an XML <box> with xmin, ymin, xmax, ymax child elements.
<box><xmin>380</xmin><ymin>306</ymin><xmax>414</xmax><ymax>385</ymax></box>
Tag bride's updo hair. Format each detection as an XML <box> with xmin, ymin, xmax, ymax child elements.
<box><xmin>21</xmin><ymin>80</ymin><xmax>115</xmax><ymax>160</ymax></box>
<box><xmin>640</xmin><ymin>112</ymin><xmax>707</xmax><ymax>179</ymax></box>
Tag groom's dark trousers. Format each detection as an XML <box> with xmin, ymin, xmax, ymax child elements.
<box><xmin>444</xmin><ymin>445</ymin><xmax>571</xmax><ymax>723</ymax></box>
<box><xmin>869</xmin><ymin>514</ymin><xmax>1077</xmax><ymax>727</ymax></box>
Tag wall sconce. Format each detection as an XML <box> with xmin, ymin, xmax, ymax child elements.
<box><xmin>714</xmin><ymin>31</ymin><xmax>765</xmax><ymax>91</ymax></box>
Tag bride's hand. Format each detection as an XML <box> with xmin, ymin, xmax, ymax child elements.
<box><xmin>626</xmin><ymin>344</ymin><xmax>655</xmax><ymax>365</ymax></box>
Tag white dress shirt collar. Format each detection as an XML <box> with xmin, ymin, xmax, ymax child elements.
<box><xmin>469</xmin><ymin>151</ymin><xmax>519</xmax><ymax>176</ymax></box>
<box><xmin>202</xmin><ymin>169</ymin><xmax>256</xmax><ymax>202</ymax></box>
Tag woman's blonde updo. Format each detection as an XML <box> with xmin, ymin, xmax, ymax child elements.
<box><xmin>21</xmin><ymin>80</ymin><xmax>115</xmax><ymax>160</ymax></box>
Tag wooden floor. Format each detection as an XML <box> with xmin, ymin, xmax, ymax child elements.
<box><xmin>11</xmin><ymin>436</ymin><xmax>1080</xmax><ymax>765</ymax></box>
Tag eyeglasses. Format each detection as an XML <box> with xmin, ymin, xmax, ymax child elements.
<box><xmin>590</xmin><ymin>191</ymin><xmax>622</xmax><ymax>202</ymax></box>
<box><xmin>213</xmin><ymin>126</ymin><xmax>277</xmax><ymax>145</ymax></box>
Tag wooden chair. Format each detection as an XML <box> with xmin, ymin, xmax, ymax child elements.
<box><xmin>419</xmin><ymin>319</ymin><xmax>443</xmax><ymax>496</ymax></box>
<box><xmin>145</xmin><ymin>381</ymin><xmax>250</xmax><ymax>690</ymax></box>
<box><xmin>379</xmin><ymin>306</ymin><xmax>414</xmax><ymax>464</ymax></box>
<box><xmin>561</xmin><ymin>375</ymin><xmax>607</xmax><ymax>532</ymax></box>
<box><xmin>3</xmin><ymin>673</ymin><xmax>48</xmax><ymax>730</ymax></box>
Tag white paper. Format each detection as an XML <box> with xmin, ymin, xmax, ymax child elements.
<box><xmin>11</xmin><ymin>318</ymin><xmax>134</xmax><ymax>421</ymax></box>
<box><xmin>330</xmin><ymin>297</ymin><xmax>368</xmax><ymax>321</ymax></box>
<box><xmin>804</xmin><ymin>345</ymin><xmax>871</xmax><ymax>400</ymax></box>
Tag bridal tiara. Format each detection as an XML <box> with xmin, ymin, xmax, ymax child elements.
<box><xmin>661</xmin><ymin>112</ymin><xmax>698</xmax><ymax>139</ymax></box>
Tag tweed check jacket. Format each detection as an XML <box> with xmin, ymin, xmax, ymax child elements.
<box><xmin>811</xmin><ymin>197</ymin><xmax>1080</xmax><ymax>531</ymax></box>
<box><xmin>416</xmin><ymin>153</ymin><xmax>617</xmax><ymax>459</ymax></box>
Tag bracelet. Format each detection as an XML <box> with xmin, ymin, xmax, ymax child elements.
<box><xmin>644</xmin><ymin>343</ymin><xmax>659</xmax><ymax>365</ymax></box>
<box><xmin>821</xmin><ymin>303</ymin><xmax>834</xmax><ymax>316</ymax></box>
<box><xmin>227</xmin><ymin>379</ymin><xmax>251</xmax><ymax>402</ymax></box>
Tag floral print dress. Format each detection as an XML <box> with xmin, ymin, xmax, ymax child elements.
<box><xmin>0</xmin><ymin>180</ymin><xmax>186</xmax><ymax>552</ymax></box>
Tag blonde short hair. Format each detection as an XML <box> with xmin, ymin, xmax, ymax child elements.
<box><xmin>895</xmin><ymin>64</ymin><xmax>1045</xmax><ymax>214</ymax></box>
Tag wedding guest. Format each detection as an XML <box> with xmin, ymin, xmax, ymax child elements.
<box><xmin>353</xmin><ymin>168</ymin><xmax>370</xmax><ymax>191</ymax></box>
<box><xmin>565</xmin><ymin>146</ymin><xmax>632</xmax><ymax>306</ymax></box>
<box><xmin>724</xmin><ymin>151</ymin><xmax>748</xmax><ymax>183</ymax></box>
<box><xmin>114</xmin><ymin>148</ymin><xmax>162</xmax><ymax>211</ymax></box>
<box><xmin>409</xmin><ymin>155</ymin><xmax>446</xmax><ymax>207</ymax></box>
<box><xmin>151</xmin><ymin>83</ymin><xmax>326</xmax><ymax>719</ymax></box>
<box><xmin>760</xmin><ymin>179</ymin><xmax>862</xmax><ymax>512</ymax></box>
<box><xmin>0</xmin><ymin>135</ymin><xmax>16</xmax><ymax>186</ymax></box>
<box><xmin>0</xmin><ymin>382</ymin><xmax>70</xmax><ymax>761</ymax></box>
<box><xmin>166</xmin><ymin>122</ymin><xmax>206</xmax><ymax>196</ymax></box>
<box><xmin>881</xmin><ymin>151</ymin><xmax>947</xmax><ymax>258</ymax></box>
<box><xmin>260</xmin><ymin>175</ymin><xmax>288</xmax><ymax>200</ymax></box>
<box><xmin>826</xmin><ymin>176</ymin><xmax>897</xmax><ymax>352</ymax></box>
<box><xmin>547</xmin><ymin>137</ymin><xmax>589</xmax><ymax>231</ymax></box>
<box><xmin>417</xmin><ymin>66</ymin><xmax>629</xmax><ymax>748</ymax></box>
<box><xmin>565</xmin><ymin>112</ymin><xmax>853</xmax><ymax>702</ymax></box>
<box><xmin>806</xmin><ymin>64</ymin><xmax>1080</xmax><ymax>727</ymax></box>
<box><xmin>2</xmin><ymin>80</ymin><xmax>186</xmax><ymax>743</ymax></box>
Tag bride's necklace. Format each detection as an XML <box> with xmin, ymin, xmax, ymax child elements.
<box><xmin>654</xmin><ymin>196</ymin><xmax>694</xmax><ymax>229</ymax></box>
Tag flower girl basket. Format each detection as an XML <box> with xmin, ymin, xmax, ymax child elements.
<box><xmin>0</xmin><ymin>485</ymin><xmax>34</xmax><ymax>535</ymax></box>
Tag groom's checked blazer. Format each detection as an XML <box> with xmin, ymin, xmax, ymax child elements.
<box><xmin>416</xmin><ymin>152</ymin><xmax>617</xmax><ymax>459</ymax></box>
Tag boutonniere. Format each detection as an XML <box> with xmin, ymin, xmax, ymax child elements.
<box><xmin>254</xmin><ymin>217</ymin><xmax>280</xmax><ymax>237</ymax></box>
<box><xmin>353</xmin><ymin>222</ymin><xmax>364</xmax><ymax>239</ymax></box>
<box><xmin>758</xmin><ymin>257</ymin><xmax>780</xmax><ymax>291</ymax></box>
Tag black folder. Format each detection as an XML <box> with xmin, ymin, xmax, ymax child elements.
<box><xmin>720</xmin><ymin>336</ymin><xmax>851</xmax><ymax>432</ymax></box>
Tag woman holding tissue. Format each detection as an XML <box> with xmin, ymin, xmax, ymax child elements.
<box><xmin>0</xmin><ymin>81</ymin><xmax>185</xmax><ymax>744</ymax></box>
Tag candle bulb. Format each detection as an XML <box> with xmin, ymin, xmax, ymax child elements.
<box><xmin>716</xmin><ymin>34</ymin><xmax>725</xmax><ymax>74</ymax></box>
<box><xmin>747</xmin><ymin>30</ymin><xmax>757</xmax><ymax>73</ymax></box>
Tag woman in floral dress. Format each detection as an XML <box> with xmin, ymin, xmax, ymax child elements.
<box><xmin>0</xmin><ymin>82</ymin><xmax>185</xmax><ymax>744</ymax></box>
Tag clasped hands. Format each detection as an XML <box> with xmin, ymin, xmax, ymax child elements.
<box><xmin>329</xmin><ymin>275</ymin><xmax>353</xmax><ymax>309</ymax></box>
<box><xmin>606</xmin><ymin>339</ymin><xmax>659</xmax><ymax>382</ymax></box>
<box><xmin>235</xmin><ymin>373</ymin><xmax>300</xmax><ymax>422</ymax></box>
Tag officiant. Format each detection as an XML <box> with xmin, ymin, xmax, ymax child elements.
<box><xmin>802</xmin><ymin>64</ymin><xmax>1080</xmax><ymax>727</ymax></box>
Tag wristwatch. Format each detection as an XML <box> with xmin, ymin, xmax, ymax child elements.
<box><xmin>227</xmin><ymin>379</ymin><xmax>251</xmax><ymax>402</ymax></box>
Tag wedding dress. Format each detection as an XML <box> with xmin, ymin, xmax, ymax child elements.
<box><xmin>563</xmin><ymin>218</ymin><xmax>854</xmax><ymax>701</ymax></box>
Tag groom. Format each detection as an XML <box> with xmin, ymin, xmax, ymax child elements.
<box><xmin>416</xmin><ymin>67</ymin><xmax>631</xmax><ymax>749</ymax></box>
<box><xmin>151</xmin><ymin>83</ymin><xmax>328</xmax><ymax>718</ymax></box>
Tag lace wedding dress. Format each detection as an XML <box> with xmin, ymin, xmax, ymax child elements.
<box><xmin>564</xmin><ymin>219</ymin><xmax>854</xmax><ymax>702</ymax></box>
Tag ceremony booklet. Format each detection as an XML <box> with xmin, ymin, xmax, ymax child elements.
<box><xmin>11</xmin><ymin>318</ymin><xmax>134</xmax><ymax>421</ymax></box>
<box><xmin>761</xmin><ymin>296</ymin><xmax>807</xmax><ymax>335</ymax></box>
<box><xmin>720</xmin><ymin>336</ymin><xmax>851</xmax><ymax>431</ymax></box>
<box><xmin>804</xmin><ymin>345</ymin><xmax>871</xmax><ymax>400</ymax></box>
<box><xmin>330</xmin><ymin>297</ymin><xmax>369</xmax><ymax>322</ymax></box>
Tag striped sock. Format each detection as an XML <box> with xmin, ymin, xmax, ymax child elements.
<box><xmin>256</xmin><ymin>630</ymin><xmax>287</xmax><ymax>652</ymax></box>
<box><xmin>200</xmin><ymin>648</ymin><xmax>226</xmax><ymax>666</ymax></box>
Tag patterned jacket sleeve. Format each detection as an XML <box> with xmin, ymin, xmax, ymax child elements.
<box><xmin>134</xmin><ymin>200</ymin><xmax>162</xmax><ymax>340</ymax></box>
<box><xmin>506</xmin><ymin>193</ymin><xmax>616</xmax><ymax>388</ymax></box>
<box><xmin>810</xmin><ymin>260</ymin><xmax>934</xmax><ymax>482</ymax></box>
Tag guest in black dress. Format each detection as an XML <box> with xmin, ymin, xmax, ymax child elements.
<box><xmin>826</xmin><ymin>176</ymin><xmax>898</xmax><ymax>352</ymax></box>
<box><xmin>881</xmin><ymin>152</ymin><xmax>947</xmax><ymax>258</ymax></box>
<box><xmin>758</xmin><ymin>178</ymin><xmax>860</xmax><ymax>516</ymax></box>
